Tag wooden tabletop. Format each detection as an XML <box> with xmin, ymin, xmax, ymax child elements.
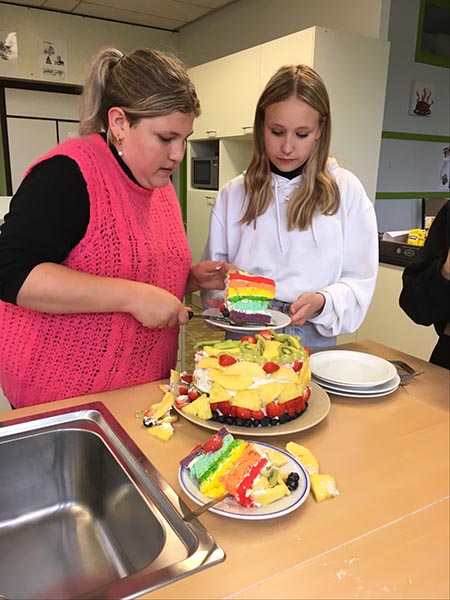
<box><xmin>2</xmin><ymin>340</ymin><xmax>449</xmax><ymax>599</ymax></box>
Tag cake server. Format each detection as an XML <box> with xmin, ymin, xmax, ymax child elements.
<box><xmin>186</xmin><ymin>309</ymin><xmax>275</xmax><ymax>327</ymax></box>
<box><xmin>183</xmin><ymin>494</ymin><xmax>230</xmax><ymax>522</ymax></box>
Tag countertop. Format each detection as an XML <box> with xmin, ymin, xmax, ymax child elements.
<box><xmin>1</xmin><ymin>340</ymin><xmax>449</xmax><ymax>599</ymax></box>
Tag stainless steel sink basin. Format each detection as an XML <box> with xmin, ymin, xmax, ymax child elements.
<box><xmin>0</xmin><ymin>402</ymin><xmax>224</xmax><ymax>599</ymax></box>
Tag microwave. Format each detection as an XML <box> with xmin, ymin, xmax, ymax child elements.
<box><xmin>191</xmin><ymin>156</ymin><xmax>219</xmax><ymax>190</ymax></box>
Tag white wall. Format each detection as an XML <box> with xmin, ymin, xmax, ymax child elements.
<box><xmin>375</xmin><ymin>0</ymin><xmax>450</xmax><ymax>232</ymax></box>
<box><xmin>0</xmin><ymin>3</ymin><xmax>179</xmax><ymax>85</ymax></box>
<box><xmin>179</xmin><ymin>0</ymin><xmax>390</xmax><ymax>66</ymax></box>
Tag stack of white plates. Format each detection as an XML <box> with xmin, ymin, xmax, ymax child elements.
<box><xmin>309</xmin><ymin>350</ymin><xmax>401</xmax><ymax>398</ymax></box>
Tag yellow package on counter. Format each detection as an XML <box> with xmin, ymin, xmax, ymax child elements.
<box><xmin>407</xmin><ymin>229</ymin><xmax>427</xmax><ymax>246</ymax></box>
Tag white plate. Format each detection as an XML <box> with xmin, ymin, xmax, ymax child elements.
<box><xmin>311</xmin><ymin>373</ymin><xmax>401</xmax><ymax>395</ymax></box>
<box><xmin>202</xmin><ymin>308</ymin><xmax>291</xmax><ymax>333</ymax></box>
<box><xmin>310</xmin><ymin>350</ymin><xmax>397</xmax><ymax>388</ymax></box>
<box><xmin>179</xmin><ymin>441</ymin><xmax>310</xmax><ymax>520</ymax></box>
<box><xmin>174</xmin><ymin>382</ymin><xmax>330</xmax><ymax>437</ymax></box>
<box><xmin>315</xmin><ymin>382</ymin><xmax>399</xmax><ymax>398</ymax></box>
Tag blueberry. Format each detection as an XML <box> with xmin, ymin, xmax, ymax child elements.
<box><xmin>211</xmin><ymin>410</ymin><xmax>219</xmax><ymax>420</ymax></box>
<box><xmin>286</xmin><ymin>480</ymin><xmax>299</xmax><ymax>491</ymax></box>
<box><xmin>287</xmin><ymin>472</ymin><xmax>300</xmax><ymax>482</ymax></box>
<box><xmin>261</xmin><ymin>417</ymin><xmax>270</xmax><ymax>426</ymax></box>
<box><xmin>252</xmin><ymin>419</ymin><xmax>260</xmax><ymax>427</ymax></box>
<box><xmin>244</xmin><ymin>419</ymin><xmax>253</xmax><ymax>427</ymax></box>
<box><xmin>217</xmin><ymin>415</ymin><xmax>225</xmax><ymax>423</ymax></box>
<box><xmin>279</xmin><ymin>413</ymin><xmax>290</xmax><ymax>424</ymax></box>
<box><xmin>235</xmin><ymin>417</ymin><xmax>244</xmax><ymax>427</ymax></box>
<box><xmin>270</xmin><ymin>418</ymin><xmax>279</xmax><ymax>426</ymax></box>
<box><xmin>225</xmin><ymin>416</ymin><xmax>235</xmax><ymax>426</ymax></box>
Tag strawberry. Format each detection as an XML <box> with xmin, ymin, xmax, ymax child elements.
<box><xmin>263</xmin><ymin>361</ymin><xmax>280</xmax><ymax>374</ymax></box>
<box><xmin>217</xmin><ymin>400</ymin><xmax>232</xmax><ymax>417</ymax></box>
<box><xmin>302</xmin><ymin>386</ymin><xmax>311</xmax><ymax>402</ymax></box>
<box><xmin>210</xmin><ymin>402</ymin><xmax>219</xmax><ymax>411</ymax></box>
<box><xmin>304</xmin><ymin>346</ymin><xmax>311</xmax><ymax>356</ymax></box>
<box><xmin>240</xmin><ymin>335</ymin><xmax>257</xmax><ymax>344</ymax></box>
<box><xmin>230</xmin><ymin>405</ymin><xmax>238</xmax><ymax>418</ymax></box>
<box><xmin>218</xmin><ymin>354</ymin><xmax>237</xmax><ymax>367</ymax></box>
<box><xmin>251</xmin><ymin>410</ymin><xmax>265</xmax><ymax>420</ymax></box>
<box><xmin>178</xmin><ymin>386</ymin><xmax>189</xmax><ymax>396</ymax></box>
<box><xmin>259</xmin><ymin>330</ymin><xmax>273</xmax><ymax>340</ymax></box>
<box><xmin>266</xmin><ymin>401</ymin><xmax>285</xmax><ymax>419</ymax></box>
<box><xmin>292</xmin><ymin>360</ymin><xmax>303</xmax><ymax>372</ymax></box>
<box><xmin>188</xmin><ymin>389</ymin><xmax>199</xmax><ymax>401</ymax></box>
<box><xmin>285</xmin><ymin>399</ymin><xmax>297</xmax><ymax>416</ymax></box>
<box><xmin>236</xmin><ymin>407</ymin><xmax>252</xmax><ymax>420</ymax></box>
<box><xmin>203</xmin><ymin>434</ymin><xmax>223</xmax><ymax>453</ymax></box>
<box><xmin>175</xmin><ymin>398</ymin><xmax>191</xmax><ymax>409</ymax></box>
<box><xmin>181</xmin><ymin>374</ymin><xmax>193</xmax><ymax>384</ymax></box>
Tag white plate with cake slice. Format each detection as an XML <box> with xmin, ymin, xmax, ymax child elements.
<box><xmin>174</xmin><ymin>382</ymin><xmax>331</xmax><ymax>437</ymax></box>
<box><xmin>202</xmin><ymin>308</ymin><xmax>291</xmax><ymax>332</ymax></box>
<box><xmin>179</xmin><ymin>442</ymin><xmax>310</xmax><ymax>520</ymax></box>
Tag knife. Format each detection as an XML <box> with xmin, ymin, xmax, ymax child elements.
<box><xmin>187</xmin><ymin>309</ymin><xmax>275</xmax><ymax>327</ymax></box>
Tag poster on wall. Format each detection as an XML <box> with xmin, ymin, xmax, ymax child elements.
<box><xmin>409</xmin><ymin>80</ymin><xmax>435</xmax><ymax>116</ymax></box>
<box><xmin>39</xmin><ymin>39</ymin><xmax>68</xmax><ymax>81</ymax></box>
<box><xmin>0</xmin><ymin>31</ymin><xmax>19</xmax><ymax>75</ymax></box>
<box><xmin>439</xmin><ymin>146</ymin><xmax>449</xmax><ymax>190</ymax></box>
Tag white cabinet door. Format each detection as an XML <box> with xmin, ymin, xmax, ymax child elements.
<box><xmin>186</xmin><ymin>190</ymin><xmax>217</xmax><ymax>263</ymax></box>
<box><xmin>190</xmin><ymin>46</ymin><xmax>260</xmax><ymax>139</ymax></box>
<box><xmin>259</xmin><ymin>28</ymin><xmax>315</xmax><ymax>91</ymax></box>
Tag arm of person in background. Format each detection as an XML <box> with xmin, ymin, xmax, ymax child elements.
<box><xmin>399</xmin><ymin>200</ymin><xmax>450</xmax><ymax>326</ymax></box>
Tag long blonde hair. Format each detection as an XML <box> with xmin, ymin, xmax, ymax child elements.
<box><xmin>79</xmin><ymin>48</ymin><xmax>200</xmax><ymax>141</ymax></box>
<box><xmin>243</xmin><ymin>64</ymin><xmax>339</xmax><ymax>230</ymax></box>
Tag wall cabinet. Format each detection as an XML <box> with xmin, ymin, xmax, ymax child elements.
<box><xmin>186</xmin><ymin>189</ymin><xmax>217</xmax><ymax>264</ymax></box>
<box><xmin>189</xmin><ymin>46</ymin><xmax>259</xmax><ymax>139</ymax></box>
<box><xmin>188</xmin><ymin>26</ymin><xmax>390</xmax><ymax>202</ymax></box>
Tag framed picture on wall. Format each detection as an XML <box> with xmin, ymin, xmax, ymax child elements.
<box><xmin>415</xmin><ymin>0</ymin><xmax>450</xmax><ymax>68</ymax></box>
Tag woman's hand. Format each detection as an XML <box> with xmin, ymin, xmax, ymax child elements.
<box><xmin>289</xmin><ymin>292</ymin><xmax>325</xmax><ymax>326</ymax></box>
<box><xmin>126</xmin><ymin>283</ymin><xmax>190</xmax><ymax>328</ymax></box>
<box><xmin>186</xmin><ymin>260</ymin><xmax>235</xmax><ymax>293</ymax></box>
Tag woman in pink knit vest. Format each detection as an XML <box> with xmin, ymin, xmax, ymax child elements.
<box><xmin>0</xmin><ymin>48</ymin><xmax>229</xmax><ymax>408</ymax></box>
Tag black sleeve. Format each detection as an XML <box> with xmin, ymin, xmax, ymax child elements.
<box><xmin>399</xmin><ymin>200</ymin><xmax>450</xmax><ymax>326</ymax></box>
<box><xmin>0</xmin><ymin>155</ymin><xmax>90</xmax><ymax>304</ymax></box>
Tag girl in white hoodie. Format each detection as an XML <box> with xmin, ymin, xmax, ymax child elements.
<box><xmin>202</xmin><ymin>64</ymin><xmax>378</xmax><ymax>350</ymax></box>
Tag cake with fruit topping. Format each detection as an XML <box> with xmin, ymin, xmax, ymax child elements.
<box><xmin>172</xmin><ymin>330</ymin><xmax>311</xmax><ymax>428</ymax></box>
<box><xmin>180</xmin><ymin>427</ymin><xmax>300</xmax><ymax>507</ymax></box>
<box><xmin>223</xmin><ymin>269</ymin><xmax>275</xmax><ymax>324</ymax></box>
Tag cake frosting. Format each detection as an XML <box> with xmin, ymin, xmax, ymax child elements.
<box><xmin>224</xmin><ymin>269</ymin><xmax>276</xmax><ymax>324</ymax></box>
<box><xmin>173</xmin><ymin>330</ymin><xmax>311</xmax><ymax>428</ymax></box>
<box><xmin>180</xmin><ymin>427</ymin><xmax>299</xmax><ymax>507</ymax></box>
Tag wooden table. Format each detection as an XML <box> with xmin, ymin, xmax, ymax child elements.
<box><xmin>1</xmin><ymin>340</ymin><xmax>449</xmax><ymax>599</ymax></box>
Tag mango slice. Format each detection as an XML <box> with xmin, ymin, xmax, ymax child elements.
<box><xmin>285</xmin><ymin>442</ymin><xmax>319</xmax><ymax>474</ymax></box>
<box><xmin>310</xmin><ymin>473</ymin><xmax>339</xmax><ymax>502</ymax></box>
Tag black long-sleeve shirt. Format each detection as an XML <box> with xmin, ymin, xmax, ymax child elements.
<box><xmin>0</xmin><ymin>140</ymin><xmax>137</xmax><ymax>304</ymax></box>
<box><xmin>399</xmin><ymin>200</ymin><xmax>450</xmax><ymax>369</ymax></box>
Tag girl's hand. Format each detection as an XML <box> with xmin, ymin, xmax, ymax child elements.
<box><xmin>127</xmin><ymin>283</ymin><xmax>190</xmax><ymax>328</ymax></box>
<box><xmin>289</xmin><ymin>292</ymin><xmax>325</xmax><ymax>326</ymax></box>
<box><xmin>186</xmin><ymin>260</ymin><xmax>235</xmax><ymax>293</ymax></box>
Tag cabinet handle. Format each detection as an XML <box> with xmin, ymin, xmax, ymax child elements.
<box><xmin>206</xmin><ymin>130</ymin><xmax>217</xmax><ymax>138</ymax></box>
<box><xmin>205</xmin><ymin>195</ymin><xmax>216</xmax><ymax>206</ymax></box>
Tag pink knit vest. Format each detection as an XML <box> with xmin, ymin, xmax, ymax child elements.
<box><xmin>0</xmin><ymin>134</ymin><xmax>191</xmax><ymax>407</ymax></box>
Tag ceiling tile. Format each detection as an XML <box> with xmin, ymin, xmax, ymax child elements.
<box><xmin>73</xmin><ymin>3</ymin><xmax>185</xmax><ymax>29</ymax></box>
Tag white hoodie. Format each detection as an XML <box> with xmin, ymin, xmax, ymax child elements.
<box><xmin>201</xmin><ymin>158</ymin><xmax>378</xmax><ymax>338</ymax></box>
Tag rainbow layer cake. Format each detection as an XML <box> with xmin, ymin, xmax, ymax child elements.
<box><xmin>172</xmin><ymin>329</ymin><xmax>311</xmax><ymax>428</ymax></box>
<box><xmin>224</xmin><ymin>269</ymin><xmax>275</xmax><ymax>324</ymax></box>
<box><xmin>180</xmin><ymin>427</ymin><xmax>300</xmax><ymax>507</ymax></box>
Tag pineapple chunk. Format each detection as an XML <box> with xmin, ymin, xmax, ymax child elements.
<box><xmin>146</xmin><ymin>422</ymin><xmax>174</xmax><ymax>442</ymax></box>
<box><xmin>310</xmin><ymin>473</ymin><xmax>339</xmax><ymax>502</ymax></box>
<box><xmin>170</xmin><ymin>369</ymin><xmax>180</xmax><ymax>385</ymax></box>
<box><xmin>259</xmin><ymin>382</ymin><xmax>284</xmax><ymax>406</ymax></box>
<box><xmin>253</xmin><ymin>481</ymin><xmax>290</xmax><ymax>505</ymax></box>
<box><xmin>197</xmin><ymin>356</ymin><xmax>221</xmax><ymax>369</ymax></box>
<box><xmin>182</xmin><ymin>394</ymin><xmax>212</xmax><ymax>420</ymax></box>
<box><xmin>279</xmin><ymin>382</ymin><xmax>303</xmax><ymax>403</ymax></box>
<box><xmin>286</xmin><ymin>442</ymin><xmax>319</xmax><ymax>474</ymax></box>
<box><xmin>209</xmin><ymin>382</ymin><xmax>233</xmax><ymax>404</ymax></box>
<box><xmin>225</xmin><ymin>361</ymin><xmax>265</xmax><ymax>378</ymax></box>
<box><xmin>232</xmin><ymin>389</ymin><xmax>261</xmax><ymax>411</ymax></box>
<box><xmin>150</xmin><ymin>391</ymin><xmax>175</xmax><ymax>420</ymax></box>
<box><xmin>298</xmin><ymin>356</ymin><xmax>311</xmax><ymax>393</ymax></box>
<box><xmin>262</xmin><ymin>340</ymin><xmax>281</xmax><ymax>361</ymax></box>
<box><xmin>209</xmin><ymin>371</ymin><xmax>253</xmax><ymax>391</ymax></box>
<box><xmin>263</xmin><ymin>447</ymin><xmax>289</xmax><ymax>467</ymax></box>
<box><xmin>271</xmin><ymin>366</ymin><xmax>298</xmax><ymax>383</ymax></box>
